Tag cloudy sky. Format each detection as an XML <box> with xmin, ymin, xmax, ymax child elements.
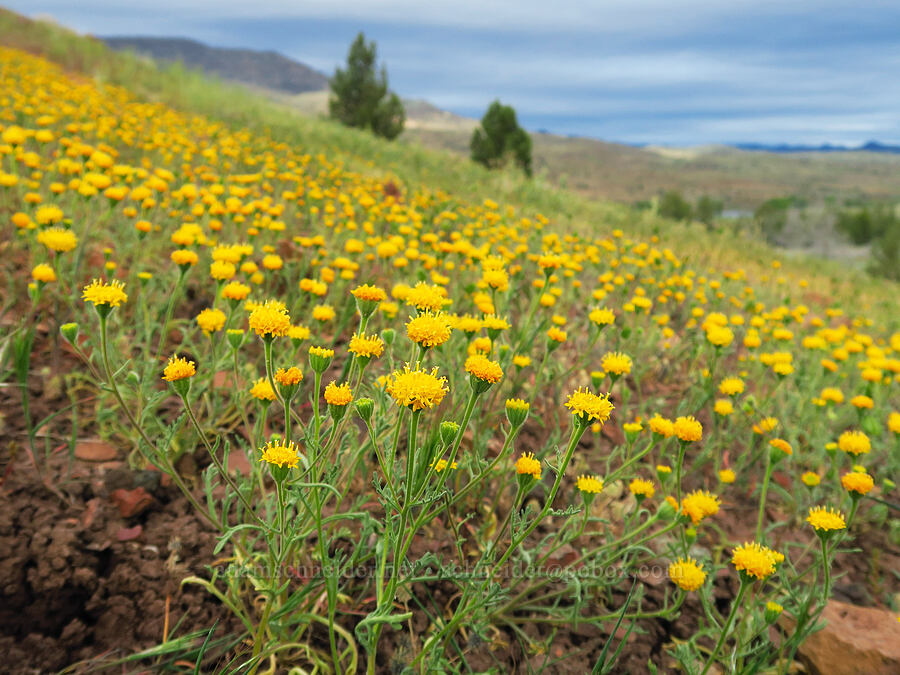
<box><xmin>9</xmin><ymin>1</ymin><xmax>900</xmax><ymax>145</ymax></box>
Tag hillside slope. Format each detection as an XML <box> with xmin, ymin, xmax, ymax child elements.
<box><xmin>0</xmin><ymin>7</ymin><xmax>896</xmax><ymax>317</ymax></box>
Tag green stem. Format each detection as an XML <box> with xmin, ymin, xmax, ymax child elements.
<box><xmin>756</xmin><ymin>454</ymin><xmax>774</xmax><ymax>542</ymax></box>
<box><xmin>97</xmin><ymin>314</ymin><xmax>221</xmax><ymax>534</ymax></box>
<box><xmin>701</xmin><ymin>579</ymin><xmax>748</xmax><ymax>675</ymax></box>
<box><xmin>154</xmin><ymin>268</ymin><xmax>186</xmax><ymax>364</ymax></box>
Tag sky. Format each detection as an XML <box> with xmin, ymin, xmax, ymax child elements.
<box><xmin>9</xmin><ymin>1</ymin><xmax>900</xmax><ymax>146</ymax></box>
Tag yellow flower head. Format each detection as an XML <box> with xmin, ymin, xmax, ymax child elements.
<box><xmin>753</xmin><ymin>416</ymin><xmax>780</xmax><ymax>434</ymax></box>
<box><xmin>649</xmin><ymin>414</ymin><xmax>675</xmax><ymax>438</ymax></box>
<box><xmin>196</xmin><ymin>307</ymin><xmax>226</xmax><ymax>334</ymax></box>
<box><xmin>260</xmin><ymin>439</ymin><xmax>299</xmax><ymax>469</ymax></box>
<box><xmin>681</xmin><ymin>490</ymin><xmax>720</xmax><ymax>524</ymax></box>
<box><xmin>589</xmin><ymin>307</ymin><xmax>616</xmax><ymax>326</ymax></box>
<box><xmin>82</xmin><ymin>278</ymin><xmax>128</xmax><ymax>307</ymax></box>
<box><xmin>838</xmin><ymin>430</ymin><xmax>870</xmax><ymax>456</ymax></box>
<box><xmin>269</xmin><ymin>322</ymin><xmax>298</xmax><ymax>341</ymax></box>
<box><xmin>565</xmin><ymin>387</ymin><xmax>614</xmax><ymax>425</ymax></box>
<box><xmin>718</xmin><ymin>469</ymin><xmax>736</xmax><ymax>484</ymax></box>
<box><xmin>210</xmin><ymin>260</ymin><xmax>236</xmax><ymax>281</ymax></box>
<box><xmin>405</xmin><ymin>281</ymin><xmax>450</xmax><ymax>312</ymax></box>
<box><xmin>312</xmin><ymin>304</ymin><xmax>336</xmax><ymax>322</ymax></box>
<box><xmin>841</xmin><ymin>471</ymin><xmax>874</xmax><ymax>496</ymax></box>
<box><xmin>274</xmin><ymin>367</ymin><xmax>304</xmax><ymax>386</ymax></box>
<box><xmin>820</xmin><ymin>387</ymin><xmax>844</xmax><ymax>404</ymax></box>
<box><xmin>385</xmin><ymin>363</ymin><xmax>448</xmax><ymax>411</ymax></box>
<box><xmin>309</xmin><ymin>345</ymin><xmax>335</xmax><ymax>359</ymax></box>
<box><xmin>576</xmin><ymin>474</ymin><xmax>604</xmax><ymax>494</ymax></box>
<box><xmin>601</xmin><ymin>351</ymin><xmax>632</xmax><ymax>376</ymax></box>
<box><xmin>801</xmin><ymin>471</ymin><xmax>821</xmax><ymax>487</ymax></box>
<box><xmin>719</xmin><ymin>377</ymin><xmax>745</xmax><ymax>396</ymax></box>
<box><xmin>769</xmin><ymin>438</ymin><xmax>793</xmax><ymax>457</ymax></box>
<box><xmin>32</xmin><ymin>263</ymin><xmax>57</xmax><ymax>283</ymax></box>
<box><xmin>324</xmin><ymin>381</ymin><xmax>353</xmax><ymax>406</ymax></box>
<box><xmin>806</xmin><ymin>506</ymin><xmax>846</xmax><ymax>532</ymax></box>
<box><xmin>250</xmin><ymin>378</ymin><xmax>276</xmax><ymax>401</ymax></box>
<box><xmin>249</xmin><ymin>300</ymin><xmax>291</xmax><ymax>338</ymax></box>
<box><xmin>513</xmin><ymin>354</ymin><xmax>532</xmax><ymax>368</ymax></box>
<box><xmin>629</xmin><ymin>478</ymin><xmax>655</xmax><ymax>499</ymax></box>
<box><xmin>351</xmin><ymin>283</ymin><xmax>388</xmax><ymax>303</ymax></box>
<box><xmin>222</xmin><ymin>281</ymin><xmax>251</xmax><ymax>301</ymax></box>
<box><xmin>454</xmin><ymin>314</ymin><xmax>483</xmax><ymax>334</ymax></box>
<box><xmin>546</xmin><ymin>326</ymin><xmax>567</xmax><ymax>343</ymax></box>
<box><xmin>515</xmin><ymin>452</ymin><xmax>542</xmax><ymax>480</ymax></box>
<box><xmin>506</xmin><ymin>398</ymin><xmax>530</xmax><ymax>413</ymax></box>
<box><xmin>706</xmin><ymin>325</ymin><xmax>734</xmax><ymax>347</ymax></box>
<box><xmin>431</xmin><ymin>458</ymin><xmax>458</xmax><ymax>472</ymax></box>
<box><xmin>37</xmin><ymin>227</ymin><xmax>78</xmax><ymax>252</ymax></box>
<box><xmin>668</xmin><ymin>557</ymin><xmax>706</xmax><ymax>592</ymax></box>
<box><xmin>170</xmin><ymin>248</ymin><xmax>199</xmax><ymax>266</ymax></box>
<box><xmin>348</xmin><ymin>332</ymin><xmax>385</xmax><ymax>359</ymax></box>
<box><xmin>674</xmin><ymin>416</ymin><xmax>703</xmax><ymax>443</ymax></box>
<box><xmin>714</xmin><ymin>399</ymin><xmax>734</xmax><ymax>416</ymax></box>
<box><xmin>850</xmin><ymin>395</ymin><xmax>874</xmax><ymax>409</ymax></box>
<box><xmin>482</xmin><ymin>314</ymin><xmax>511</xmax><ymax>332</ymax></box>
<box><xmin>888</xmin><ymin>411</ymin><xmax>900</xmax><ymax>434</ymax></box>
<box><xmin>407</xmin><ymin>311</ymin><xmax>453</xmax><ymax>348</ymax></box>
<box><xmin>162</xmin><ymin>355</ymin><xmax>196</xmax><ymax>381</ymax></box>
<box><xmin>465</xmin><ymin>353</ymin><xmax>503</xmax><ymax>383</ymax></box>
<box><xmin>731</xmin><ymin>542</ymin><xmax>783</xmax><ymax>580</ymax></box>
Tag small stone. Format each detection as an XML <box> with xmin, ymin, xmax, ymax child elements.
<box><xmin>110</xmin><ymin>487</ymin><xmax>154</xmax><ymax>518</ymax></box>
<box><xmin>116</xmin><ymin>525</ymin><xmax>143</xmax><ymax>542</ymax></box>
<box><xmin>74</xmin><ymin>439</ymin><xmax>117</xmax><ymax>461</ymax></box>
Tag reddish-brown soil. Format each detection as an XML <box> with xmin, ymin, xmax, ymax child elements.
<box><xmin>2</xmin><ymin>333</ymin><xmax>897</xmax><ymax>673</ymax></box>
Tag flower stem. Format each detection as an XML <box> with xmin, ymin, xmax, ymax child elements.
<box><xmin>701</xmin><ymin>578</ymin><xmax>748</xmax><ymax>675</ymax></box>
<box><xmin>756</xmin><ymin>453</ymin><xmax>774</xmax><ymax>542</ymax></box>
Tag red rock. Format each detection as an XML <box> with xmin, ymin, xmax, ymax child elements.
<box><xmin>797</xmin><ymin>600</ymin><xmax>900</xmax><ymax>675</ymax></box>
<box><xmin>116</xmin><ymin>525</ymin><xmax>143</xmax><ymax>541</ymax></box>
<box><xmin>212</xmin><ymin>371</ymin><xmax>231</xmax><ymax>388</ymax></box>
<box><xmin>74</xmin><ymin>439</ymin><xmax>117</xmax><ymax>461</ymax></box>
<box><xmin>110</xmin><ymin>487</ymin><xmax>154</xmax><ymax>518</ymax></box>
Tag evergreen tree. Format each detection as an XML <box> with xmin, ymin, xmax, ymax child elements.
<box><xmin>470</xmin><ymin>100</ymin><xmax>532</xmax><ymax>176</ymax></box>
<box><xmin>329</xmin><ymin>33</ymin><xmax>405</xmax><ymax>140</ymax></box>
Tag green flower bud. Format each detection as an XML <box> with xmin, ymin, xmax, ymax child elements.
<box><xmin>354</xmin><ymin>397</ymin><xmax>374</xmax><ymax>424</ymax></box>
<box><xmin>60</xmin><ymin>322</ymin><xmax>79</xmax><ymax>343</ymax></box>
<box><xmin>227</xmin><ymin>328</ymin><xmax>245</xmax><ymax>351</ymax></box>
<box><xmin>439</xmin><ymin>421</ymin><xmax>460</xmax><ymax>447</ymax></box>
<box><xmin>764</xmin><ymin>601</ymin><xmax>784</xmax><ymax>625</ymax></box>
<box><xmin>308</xmin><ymin>346</ymin><xmax>334</xmax><ymax>374</ymax></box>
<box><xmin>505</xmin><ymin>398</ymin><xmax>530</xmax><ymax>429</ymax></box>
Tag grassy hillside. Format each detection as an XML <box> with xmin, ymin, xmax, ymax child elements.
<box><xmin>0</xmin><ymin>8</ymin><xmax>897</xmax><ymax>321</ymax></box>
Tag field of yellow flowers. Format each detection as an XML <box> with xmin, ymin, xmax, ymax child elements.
<box><xmin>2</xmin><ymin>40</ymin><xmax>899</xmax><ymax>674</ymax></box>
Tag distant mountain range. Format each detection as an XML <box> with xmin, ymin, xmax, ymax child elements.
<box><xmin>103</xmin><ymin>36</ymin><xmax>329</xmax><ymax>94</ymax></box>
<box><xmin>735</xmin><ymin>141</ymin><xmax>900</xmax><ymax>154</ymax></box>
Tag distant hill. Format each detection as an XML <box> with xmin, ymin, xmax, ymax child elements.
<box><xmin>736</xmin><ymin>140</ymin><xmax>900</xmax><ymax>154</ymax></box>
<box><xmin>103</xmin><ymin>36</ymin><xmax>328</xmax><ymax>94</ymax></box>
